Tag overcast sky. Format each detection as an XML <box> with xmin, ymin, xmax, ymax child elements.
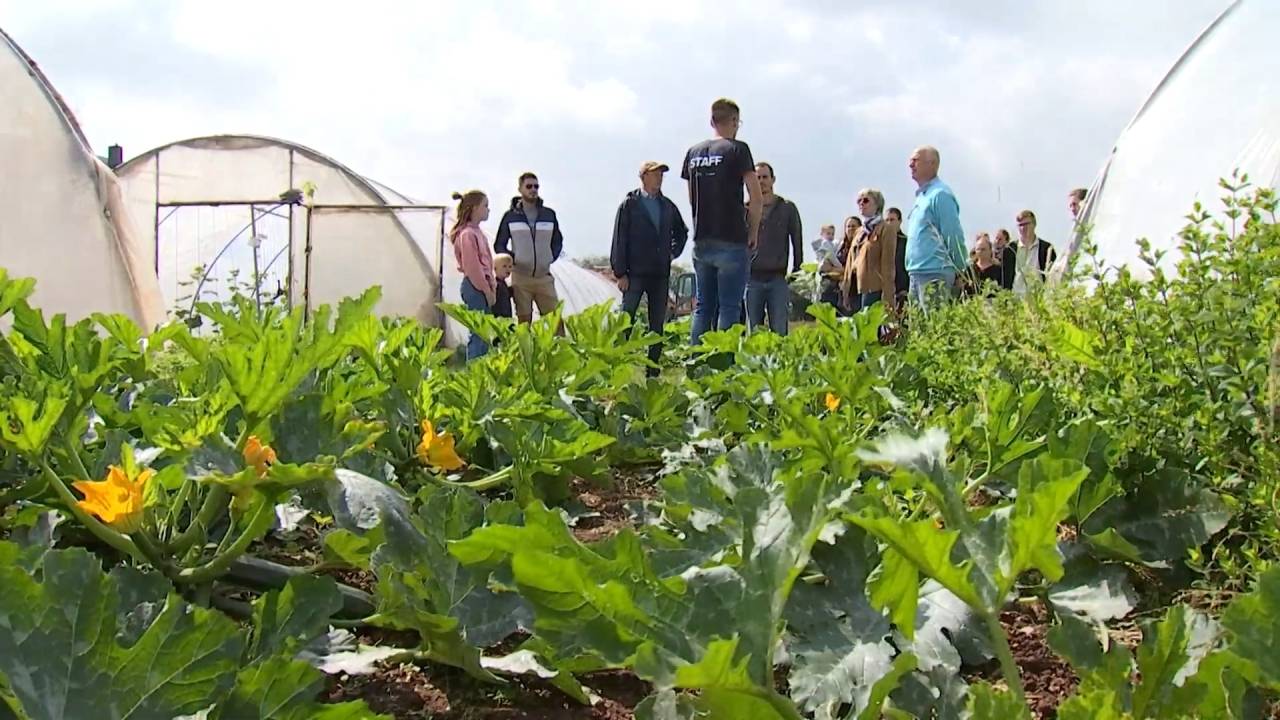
<box><xmin>3</xmin><ymin>1</ymin><xmax>1227</xmax><ymax>260</ymax></box>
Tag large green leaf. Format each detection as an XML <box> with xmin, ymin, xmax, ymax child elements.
<box><xmin>248</xmin><ymin>575</ymin><xmax>344</xmax><ymax>662</ymax></box>
<box><xmin>202</xmin><ymin>290</ymin><xmax>378</xmax><ymax>422</ymax></box>
<box><xmin>1048</xmin><ymin>320</ymin><xmax>1101</xmax><ymax>368</ymax></box>
<box><xmin>634</xmin><ymin>690</ymin><xmax>705</xmax><ymax>719</ymax></box>
<box><xmin>848</xmin><ymin>514</ymin><xmax>982</xmax><ymax>618</ymax></box>
<box><xmin>367</xmin><ymin>486</ymin><xmax>530</xmax><ymax>681</ymax></box>
<box><xmin>0</xmin><ymin>383</ymin><xmax>69</xmax><ymax>457</ymax></box>
<box><xmin>898</xmin><ymin>582</ymin><xmax>990</xmax><ymax>673</ymax></box>
<box><xmin>1056</xmin><ymin>689</ymin><xmax>1128</xmax><ymax>720</ymax></box>
<box><xmin>1048</xmin><ymin>550</ymin><xmax>1137</xmax><ymax>623</ymax></box>
<box><xmin>453</xmin><ymin>445</ymin><xmax>848</xmax><ymax>703</ymax></box>
<box><xmin>323</xmin><ymin>468</ymin><xmax>427</xmax><ymax>568</ymax></box>
<box><xmin>0</xmin><ymin>545</ymin><xmax>244</xmax><ymax>719</ymax></box>
<box><xmin>218</xmin><ymin>655</ymin><xmax>389</xmax><ymax>720</ymax></box>
<box><xmin>1083</xmin><ymin>469</ymin><xmax>1230</xmax><ymax>569</ymax></box>
<box><xmin>966</xmin><ymin>682</ymin><xmax>1032</xmax><ymax>720</ymax></box>
<box><xmin>1002</xmin><ymin>456</ymin><xmax>1088</xmax><ymax>594</ymax></box>
<box><xmin>1221</xmin><ymin>564</ymin><xmax>1280</xmax><ymax>686</ymax></box>
<box><xmin>0</xmin><ymin>269</ymin><xmax>36</xmax><ymax>318</ymax></box>
<box><xmin>784</xmin><ymin>530</ymin><xmax>896</xmax><ymax>720</ymax></box>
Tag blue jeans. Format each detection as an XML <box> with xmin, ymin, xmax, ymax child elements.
<box><xmin>909</xmin><ymin>271</ymin><xmax>957</xmax><ymax>315</ymax></box>
<box><xmin>460</xmin><ymin>278</ymin><xmax>491</xmax><ymax>360</ymax></box>
<box><xmin>860</xmin><ymin>291</ymin><xmax>883</xmax><ymax>311</ymax></box>
<box><xmin>745</xmin><ymin>275</ymin><xmax>790</xmax><ymax>335</ymax></box>
<box><xmin>691</xmin><ymin>240</ymin><xmax>749</xmax><ymax>344</ymax></box>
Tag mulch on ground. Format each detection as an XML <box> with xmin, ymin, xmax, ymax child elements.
<box><xmin>566</xmin><ymin>466</ymin><xmax>662</xmax><ymax>543</ymax></box>
<box><xmin>325</xmin><ymin>664</ymin><xmax>649</xmax><ymax>719</ymax></box>
<box><xmin>964</xmin><ymin>601</ymin><xmax>1079</xmax><ymax>719</ymax></box>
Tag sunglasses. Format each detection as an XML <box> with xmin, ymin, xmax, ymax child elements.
<box><xmin>524</xmin><ymin>184</ymin><xmax>540</xmax><ymax>190</ymax></box>
<box><xmin>857</xmin><ymin>197</ymin><xmax>871</xmax><ymax>204</ymax></box>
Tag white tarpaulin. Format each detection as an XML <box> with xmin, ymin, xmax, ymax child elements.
<box><xmin>1067</xmin><ymin>0</ymin><xmax>1280</xmax><ymax>278</ymax></box>
<box><xmin>116</xmin><ymin>135</ymin><xmax>619</xmax><ymax>346</ymax></box>
<box><xmin>0</xmin><ymin>28</ymin><xmax>165</xmax><ymax>329</ymax></box>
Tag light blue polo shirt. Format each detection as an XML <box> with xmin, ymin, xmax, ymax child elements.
<box><xmin>905</xmin><ymin>177</ymin><xmax>967</xmax><ymax>275</ymax></box>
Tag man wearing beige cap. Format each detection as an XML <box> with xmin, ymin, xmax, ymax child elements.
<box><xmin>610</xmin><ymin>161</ymin><xmax>689</xmax><ymax>376</ymax></box>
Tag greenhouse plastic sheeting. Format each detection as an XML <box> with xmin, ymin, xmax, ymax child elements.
<box><xmin>117</xmin><ymin>134</ymin><xmax>620</xmax><ymax>346</ymax></box>
<box><xmin>1067</xmin><ymin>0</ymin><xmax>1280</xmax><ymax>278</ymax></box>
<box><xmin>0</xmin><ymin>28</ymin><xmax>165</xmax><ymax>329</ymax></box>
<box><xmin>115</xmin><ymin>136</ymin><xmax>445</xmax><ymax>327</ymax></box>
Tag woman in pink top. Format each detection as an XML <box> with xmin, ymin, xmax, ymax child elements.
<box><xmin>450</xmin><ymin>190</ymin><xmax>495</xmax><ymax>360</ymax></box>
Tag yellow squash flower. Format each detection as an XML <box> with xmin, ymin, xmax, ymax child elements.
<box><xmin>243</xmin><ymin>436</ymin><xmax>278</xmax><ymax>477</ymax></box>
<box><xmin>825</xmin><ymin>393</ymin><xmax>841</xmax><ymax>412</ymax></box>
<box><xmin>417</xmin><ymin>420</ymin><xmax>464</xmax><ymax>471</ymax></box>
<box><xmin>73</xmin><ymin>465</ymin><xmax>151</xmax><ymax>533</ymax></box>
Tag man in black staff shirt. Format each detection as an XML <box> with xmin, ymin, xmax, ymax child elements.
<box><xmin>610</xmin><ymin>161</ymin><xmax>689</xmax><ymax>377</ymax></box>
<box><xmin>682</xmin><ymin>98</ymin><xmax>763</xmax><ymax>344</ymax></box>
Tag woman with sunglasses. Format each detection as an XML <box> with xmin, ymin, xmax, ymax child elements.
<box><xmin>844</xmin><ymin>189</ymin><xmax>900</xmax><ymax>311</ymax></box>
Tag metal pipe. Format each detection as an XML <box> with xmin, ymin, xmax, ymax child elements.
<box><xmin>249</xmin><ymin>205</ymin><xmax>261</xmax><ymax>312</ymax></box>
<box><xmin>303</xmin><ymin>205</ymin><xmax>314</xmax><ymax>317</ymax></box>
<box><xmin>309</xmin><ymin>203</ymin><xmax>447</xmax><ymax>211</ymax></box>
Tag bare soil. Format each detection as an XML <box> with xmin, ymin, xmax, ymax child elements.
<box><xmin>324</xmin><ymin>664</ymin><xmax>649</xmax><ymax>719</ymax></box>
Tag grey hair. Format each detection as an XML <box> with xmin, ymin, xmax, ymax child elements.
<box><xmin>858</xmin><ymin>188</ymin><xmax>886</xmax><ymax>215</ymax></box>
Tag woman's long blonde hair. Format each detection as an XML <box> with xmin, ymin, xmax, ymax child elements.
<box><xmin>449</xmin><ymin>190</ymin><xmax>487</xmax><ymax>243</ymax></box>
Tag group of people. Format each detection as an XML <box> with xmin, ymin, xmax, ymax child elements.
<box><xmin>448</xmin><ymin>173</ymin><xmax>567</xmax><ymax>360</ymax></box>
<box><xmin>448</xmin><ymin>97</ymin><xmax>1088</xmax><ymax>364</ymax></box>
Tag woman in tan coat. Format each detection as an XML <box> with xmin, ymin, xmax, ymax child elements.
<box><xmin>842</xmin><ymin>188</ymin><xmax>899</xmax><ymax>311</ymax></box>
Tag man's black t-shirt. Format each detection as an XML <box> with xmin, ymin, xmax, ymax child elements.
<box><xmin>681</xmin><ymin>137</ymin><xmax>755</xmax><ymax>244</ymax></box>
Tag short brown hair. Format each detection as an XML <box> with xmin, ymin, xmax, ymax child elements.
<box><xmin>1016</xmin><ymin>209</ymin><xmax>1037</xmax><ymax>223</ymax></box>
<box><xmin>1069</xmin><ymin>188</ymin><xmax>1088</xmax><ymax>202</ymax></box>
<box><xmin>711</xmin><ymin>98</ymin><xmax>740</xmax><ymax>124</ymax></box>
<box><xmin>755</xmin><ymin>162</ymin><xmax>774</xmax><ymax>178</ymax></box>
<box><xmin>518</xmin><ymin>172</ymin><xmax>538</xmax><ymax>186</ymax></box>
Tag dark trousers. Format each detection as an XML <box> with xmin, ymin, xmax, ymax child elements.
<box><xmin>621</xmin><ymin>273</ymin><xmax>670</xmax><ymax>377</ymax></box>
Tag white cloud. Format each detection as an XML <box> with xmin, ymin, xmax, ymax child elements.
<box><xmin>1</xmin><ymin>0</ymin><xmax>1230</xmax><ymax>259</ymax></box>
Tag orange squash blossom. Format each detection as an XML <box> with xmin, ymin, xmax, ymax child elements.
<box><xmin>73</xmin><ymin>465</ymin><xmax>151</xmax><ymax>533</ymax></box>
<box><xmin>417</xmin><ymin>420</ymin><xmax>465</xmax><ymax>471</ymax></box>
<box><xmin>243</xmin><ymin>436</ymin><xmax>278</xmax><ymax>477</ymax></box>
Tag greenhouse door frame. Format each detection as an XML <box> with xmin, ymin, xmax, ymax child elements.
<box><xmin>153</xmin><ymin>198</ymin><xmax>449</xmax><ymax>320</ymax></box>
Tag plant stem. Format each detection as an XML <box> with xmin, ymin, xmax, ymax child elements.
<box><xmin>40</xmin><ymin>463</ymin><xmax>146</xmax><ymax>564</ymax></box>
<box><xmin>176</xmin><ymin>498</ymin><xmax>273</xmax><ymax>584</ymax></box>
<box><xmin>168</xmin><ymin>421</ymin><xmax>255</xmax><ymax>554</ymax></box>
<box><xmin>167</xmin><ymin>486</ymin><xmax>229</xmax><ymax>554</ymax></box>
<box><xmin>61</xmin><ymin>438</ymin><xmax>92</xmax><ymax>481</ymax></box>
<box><xmin>756</xmin><ymin>688</ymin><xmax>806</xmax><ymax>720</ymax></box>
<box><xmin>444</xmin><ymin>465</ymin><xmax>513</xmax><ymax>491</ymax></box>
<box><xmin>982</xmin><ymin>609</ymin><xmax>1027</xmax><ymax>706</ymax></box>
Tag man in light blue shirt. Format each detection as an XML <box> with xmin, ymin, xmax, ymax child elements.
<box><xmin>905</xmin><ymin>146</ymin><xmax>967</xmax><ymax>311</ymax></box>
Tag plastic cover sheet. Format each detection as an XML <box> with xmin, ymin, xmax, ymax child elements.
<box><xmin>0</xmin><ymin>29</ymin><xmax>165</xmax><ymax>329</ymax></box>
<box><xmin>116</xmin><ymin>137</ymin><xmax>441</xmax><ymax>323</ymax></box>
<box><xmin>1068</xmin><ymin>0</ymin><xmax>1280</xmax><ymax>278</ymax></box>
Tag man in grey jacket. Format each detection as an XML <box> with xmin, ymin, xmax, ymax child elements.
<box><xmin>745</xmin><ymin>162</ymin><xmax>803</xmax><ymax>335</ymax></box>
<box><xmin>494</xmin><ymin>172</ymin><xmax>564</xmax><ymax>325</ymax></box>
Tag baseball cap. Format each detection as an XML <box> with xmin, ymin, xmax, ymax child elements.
<box><xmin>639</xmin><ymin>161</ymin><xmax>670</xmax><ymax>176</ymax></box>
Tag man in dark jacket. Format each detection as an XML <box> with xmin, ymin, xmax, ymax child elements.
<box><xmin>745</xmin><ymin>162</ymin><xmax>802</xmax><ymax>335</ymax></box>
<box><xmin>611</xmin><ymin>161</ymin><xmax>689</xmax><ymax>376</ymax></box>
<box><xmin>494</xmin><ymin>172</ymin><xmax>564</xmax><ymax>326</ymax></box>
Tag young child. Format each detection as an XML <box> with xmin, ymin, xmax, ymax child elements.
<box><xmin>492</xmin><ymin>253</ymin><xmax>514</xmax><ymax>319</ymax></box>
